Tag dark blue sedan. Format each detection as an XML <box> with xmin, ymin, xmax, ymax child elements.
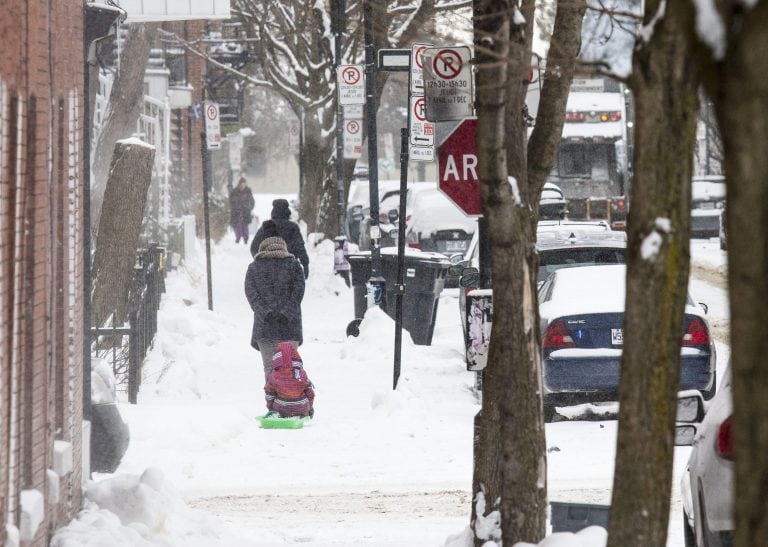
<box><xmin>538</xmin><ymin>265</ymin><xmax>716</xmax><ymax>421</ymax></box>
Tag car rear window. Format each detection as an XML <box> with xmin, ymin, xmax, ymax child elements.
<box><xmin>538</xmin><ymin>247</ymin><xmax>626</xmax><ymax>282</ymax></box>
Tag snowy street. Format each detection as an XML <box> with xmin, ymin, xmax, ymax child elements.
<box><xmin>58</xmin><ymin>193</ymin><xmax>728</xmax><ymax>547</ymax></box>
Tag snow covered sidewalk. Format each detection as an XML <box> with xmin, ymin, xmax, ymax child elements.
<box><xmin>55</xmin><ymin>233</ymin><xmax>480</xmax><ymax>545</ymax></box>
<box><xmin>53</xmin><ymin>228</ymin><xmax>730</xmax><ymax>546</ymax></box>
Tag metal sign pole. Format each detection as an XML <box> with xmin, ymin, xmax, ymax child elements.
<box><xmin>393</xmin><ymin>127</ymin><xmax>409</xmax><ymax>389</ymax></box>
<box><xmin>363</xmin><ymin>0</ymin><xmax>384</xmax><ymax>304</ymax></box>
<box><xmin>332</xmin><ymin>0</ymin><xmax>347</xmax><ymax>237</ymax></box>
<box><xmin>200</xmin><ymin>132</ymin><xmax>214</xmax><ymax>311</ymax></box>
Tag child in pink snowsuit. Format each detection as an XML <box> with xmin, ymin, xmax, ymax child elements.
<box><xmin>264</xmin><ymin>341</ymin><xmax>315</xmax><ymax>418</ymax></box>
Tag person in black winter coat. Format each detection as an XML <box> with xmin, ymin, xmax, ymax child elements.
<box><xmin>229</xmin><ymin>178</ymin><xmax>255</xmax><ymax>244</ymax></box>
<box><xmin>245</xmin><ymin>236</ymin><xmax>306</xmax><ymax>381</ymax></box>
<box><xmin>250</xmin><ymin>199</ymin><xmax>310</xmax><ymax>279</ymax></box>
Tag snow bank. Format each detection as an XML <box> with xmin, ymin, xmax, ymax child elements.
<box><xmin>50</xmin><ymin>468</ymin><xmax>225</xmax><ymax>546</ymax></box>
<box><xmin>515</xmin><ymin>526</ymin><xmax>607</xmax><ymax>547</ymax></box>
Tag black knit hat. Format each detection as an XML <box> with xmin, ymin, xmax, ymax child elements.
<box><xmin>261</xmin><ymin>219</ymin><xmax>279</xmax><ymax>238</ymax></box>
<box><xmin>271</xmin><ymin>199</ymin><xmax>291</xmax><ymax>219</ymax></box>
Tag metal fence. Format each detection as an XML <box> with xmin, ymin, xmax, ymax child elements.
<box><xmin>91</xmin><ymin>245</ymin><xmax>166</xmax><ymax>403</ymax></box>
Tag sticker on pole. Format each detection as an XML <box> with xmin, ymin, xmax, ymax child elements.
<box><xmin>343</xmin><ymin>119</ymin><xmax>363</xmax><ymax>159</ymax></box>
<box><xmin>423</xmin><ymin>46</ymin><xmax>473</xmax><ymax>122</ymax></box>
<box><xmin>204</xmin><ymin>101</ymin><xmax>221</xmax><ymax>149</ymax></box>
<box><xmin>344</xmin><ymin>104</ymin><xmax>364</xmax><ymax>119</ymax></box>
<box><xmin>410</xmin><ymin>43</ymin><xmax>432</xmax><ymax>94</ymax></box>
<box><xmin>337</xmin><ymin>65</ymin><xmax>366</xmax><ymax>105</ymax></box>
<box><xmin>409</xmin><ymin>96</ymin><xmax>434</xmax><ymax>147</ymax></box>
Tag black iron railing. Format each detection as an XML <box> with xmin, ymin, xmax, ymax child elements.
<box><xmin>91</xmin><ymin>245</ymin><xmax>166</xmax><ymax>403</ymax></box>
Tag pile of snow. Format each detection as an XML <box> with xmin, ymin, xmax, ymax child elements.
<box><xmin>51</xmin><ymin>468</ymin><xmax>230</xmax><ymax>546</ymax></box>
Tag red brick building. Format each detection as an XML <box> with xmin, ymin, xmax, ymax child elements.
<box><xmin>0</xmin><ymin>2</ymin><xmax>87</xmax><ymax>544</ymax></box>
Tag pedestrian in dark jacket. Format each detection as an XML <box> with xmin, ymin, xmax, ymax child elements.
<box><xmin>250</xmin><ymin>199</ymin><xmax>310</xmax><ymax>279</ymax></box>
<box><xmin>264</xmin><ymin>341</ymin><xmax>315</xmax><ymax>418</ymax></box>
<box><xmin>229</xmin><ymin>178</ymin><xmax>255</xmax><ymax>244</ymax></box>
<box><xmin>245</xmin><ymin>236</ymin><xmax>306</xmax><ymax>381</ymax></box>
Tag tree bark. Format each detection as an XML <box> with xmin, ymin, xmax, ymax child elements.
<box><xmin>91</xmin><ymin>23</ymin><xmax>159</xmax><ymax>229</ymax></box>
<box><xmin>606</xmin><ymin>3</ymin><xmax>700</xmax><ymax>546</ymax></box>
<box><xmin>471</xmin><ymin>4</ymin><xmax>512</xmax><ymax>545</ymax></box>
<box><xmin>471</xmin><ymin>0</ymin><xmax>540</xmax><ymax>544</ymax></box>
<box><xmin>696</xmin><ymin>3</ymin><xmax>768</xmax><ymax>545</ymax></box>
<box><xmin>92</xmin><ymin>140</ymin><xmax>155</xmax><ymax>329</ymax></box>
<box><xmin>471</xmin><ymin>1</ymin><xmax>585</xmax><ymax>543</ymax></box>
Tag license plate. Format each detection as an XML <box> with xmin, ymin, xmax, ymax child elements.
<box><xmin>445</xmin><ymin>240</ymin><xmax>468</xmax><ymax>251</ymax></box>
<box><xmin>700</xmin><ymin>202</ymin><xmax>715</xmax><ymax>209</ymax></box>
<box><xmin>611</xmin><ymin>328</ymin><xmax>623</xmax><ymax>345</ymax></box>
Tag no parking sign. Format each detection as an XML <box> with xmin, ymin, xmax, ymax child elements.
<box><xmin>337</xmin><ymin>65</ymin><xmax>366</xmax><ymax>105</ymax></box>
<box><xmin>343</xmin><ymin>119</ymin><xmax>363</xmax><ymax>159</ymax></box>
<box><xmin>423</xmin><ymin>46</ymin><xmax>474</xmax><ymax>122</ymax></box>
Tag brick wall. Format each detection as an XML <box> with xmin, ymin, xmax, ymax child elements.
<box><xmin>0</xmin><ymin>2</ymin><xmax>85</xmax><ymax>545</ymax></box>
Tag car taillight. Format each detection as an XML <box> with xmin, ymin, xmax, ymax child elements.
<box><xmin>407</xmin><ymin>242</ymin><xmax>421</xmax><ymax>250</ymax></box>
<box><xmin>405</xmin><ymin>214</ymin><xmax>412</xmax><ymax>223</ymax></box>
<box><xmin>543</xmin><ymin>320</ymin><xmax>576</xmax><ymax>349</ymax></box>
<box><xmin>615</xmin><ymin>199</ymin><xmax>625</xmax><ymax>211</ymax></box>
<box><xmin>682</xmin><ymin>318</ymin><xmax>710</xmax><ymax>346</ymax></box>
<box><xmin>715</xmin><ymin>415</ymin><xmax>734</xmax><ymax>460</ymax></box>
<box><xmin>379</xmin><ymin>212</ymin><xmax>389</xmax><ymax>224</ymax></box>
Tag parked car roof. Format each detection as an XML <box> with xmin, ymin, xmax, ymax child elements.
<box><xmin>692</xmin><ymin>176</ymin><xmax>726</xmax><ymax>202</ymax></box>
<box><xmin>406</xmin><ymin>185</ymin><xmax>477</xmax><ymax>236</ymax></box>
<box><xmin>537</xmin><ymin>220</ymin><xmax>627</xmax><ymax>244</ymax></box>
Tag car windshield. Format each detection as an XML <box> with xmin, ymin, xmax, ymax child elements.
<box><xmin>538</xmin><ymin>247</ymin><xmax>626</xmax><ymax>282</ymax></box>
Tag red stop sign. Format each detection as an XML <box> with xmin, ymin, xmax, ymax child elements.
<box><xmin>438</xmin><ymin>118</ymin><xmax>482</xmax><ymax>217</ymax></box>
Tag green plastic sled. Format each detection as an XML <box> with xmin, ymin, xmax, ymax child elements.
<box><xmin>257</xmin><ymin>414</ymin><xmax>310</xmax><ymax>429</ymax></box>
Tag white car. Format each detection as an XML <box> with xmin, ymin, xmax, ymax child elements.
<box><xmin>404</xmin><ymin>183</ymin><xmax>476</xmax><ymax>256</ymax></box>
<box><xmin>680</xmin><ymin>365</ymin><xmax>733</xmax><ymax>547</ymax></box>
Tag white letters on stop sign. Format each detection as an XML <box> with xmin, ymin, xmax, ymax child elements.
<box><xmin>441</xmin><ymin>153</ymin><xmax>478</xmax><ymax>182</ymax></box>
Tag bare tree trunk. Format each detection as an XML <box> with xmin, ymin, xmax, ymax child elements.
<box><xmin>606</xmin><ymin>3</ymin><xmax>700</xmax><ymax>546</ymax></box>
<box><xmin>92</xmin><ymin>140</ymin><xmax>155</xmax><ymax>329</ymax></box>
<box><xmin>472</xmin><ymin>0</ymin><xmax>546</xmax><ymax>544</ymax></box>
<box><xmin>696</xmin><ymin>4</ymin><xmax>768</xmax><ymax>545</ymax></box>
<box><xmin>91</xmin><ymin>23</ymin><xmax>158</xmax><ymax>228</ymax></box>
<box><xmin>471</xmin><ymin>4</ymin><xmax>512</xmax><ymax>545</ymax></box>
<box><xmin>297</xmin><ymin>110</ymin><xmax>335</xmax><ymax>234</ymax></box>
<box><xmin>471</xmin><ymin>1</ymin><xmax>585</xmax><ymax>543</ymax></box>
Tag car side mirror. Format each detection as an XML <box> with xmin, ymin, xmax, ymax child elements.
<box><xmin>387</xmin><ymin>209</ymin><xmax>399</xmax><ymax>223</ymax></box>
<box><xmin>676</xmin><ymin>389</ymin><xmax>706</xmax><ymax>422</ymax></box>
<box><xmin>698</xmin><ymin>302</ymin><xmax>709</xmax><ymax>314</ymax></box>
<box><xmin>675</xmin><ymin>424</ymin><xmax>697</xmax><ymax>446</ymax></box>
<box><xmin>449</xmin><ymin>253</ymin><xmax>465</xmax><ymax>265</ymax></box>
<box><xmin>448</xmin><ymin>261</ymin><xmax>468</xmax><ymax>277</ymax></box>
<box><xmin>459</xmin><ymin>267</ymin><xmax>480</xmax><ymax>289</ymax></box>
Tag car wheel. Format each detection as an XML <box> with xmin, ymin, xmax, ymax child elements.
<box><xmin>683</xmin><ymin>509</ymin><xmax>696</xmax><ymax>547</ymax></box>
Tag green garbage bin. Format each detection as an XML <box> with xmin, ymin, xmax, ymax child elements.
<box><xmin>347</xmin><ymin>249</ymin><xmax>450</xmax><ymax>345</ymax></box>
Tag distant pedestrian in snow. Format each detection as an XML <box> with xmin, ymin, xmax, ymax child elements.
<box><xmin>245</xmin><ymin>236</ymin><xmax>305</xmax><ymax>382</ymax></box>
<box><xmin>250</xmin><ymin>199</ymin><xmax>310</xmax><ymax>279</ymax></box>
<box><xmin>264</xmin><ymin>341</ymin><xmax>315</xmax><ymax>419</ymax></box>
<box><xmin>229</xmin><ymin>177</ymin><xmax>255</xmax><ymax>244</ymax></box>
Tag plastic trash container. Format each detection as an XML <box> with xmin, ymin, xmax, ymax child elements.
<box><xmin>346</xmin><ymin>249</ymin><xmax>450</xmax><ymax>345</ymax></box>
<box><xmin>550</xmin><ymin>501</ymin><xmax>610</xmax><ymax>533</ymax></box>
